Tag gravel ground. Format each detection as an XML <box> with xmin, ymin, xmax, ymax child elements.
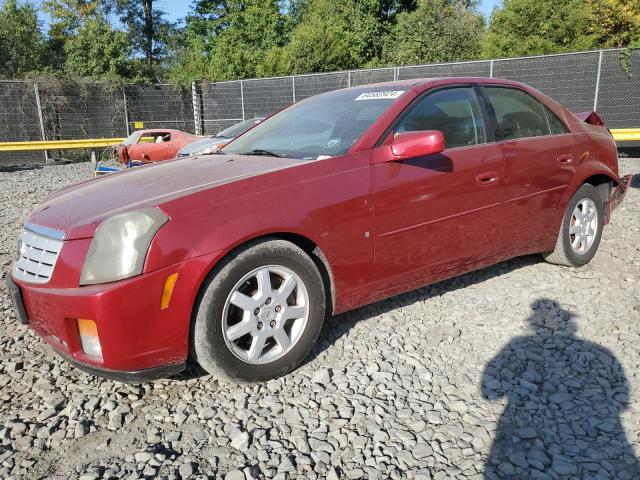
<box><xmin>0</xmin><ymin>159</ymin><xmax>639</xmax><ymax>480</ymax></box>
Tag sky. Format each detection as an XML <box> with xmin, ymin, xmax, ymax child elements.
<box><xmin>479</xmin><ymin>0</ymin><xmax>500</xmax><ymax>18</ymax></box>
<box><xmin>156</xmin><ymin>0</ymin><xmax>190</xmax><ymax>25</ymax></box>
<box><xmin>157</xmin><ymin>0</ymin><xmax>502</xmax><ymax>24</ymax></box>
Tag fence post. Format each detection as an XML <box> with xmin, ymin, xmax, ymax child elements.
<box><xmin>191</xmin><ymin>81</ymin><xmax>202</xmax><ymax>135</ymax></box>
<box><xmin>33</xmin><ymin>82</ymin><xmax>49</xmax><ymax>164</ymax></box>
<box><xmin>122</xmin><ymin>86</ymin><xmax>131</xmax><ymax>136</ymax></box>
<box><xmin>240</xmin><ymin>80</ymin><xmax>246</xmax><ymax>121</ymax></box>
<box><xmin>489</xmin><ymin>60</ymin><xmax>494</xmax><ymax>78</ymax></box>
<box><xmin>291</xmin><ymin>75</ymin><xmax>296</xmax><ymax>103</ymax></box>
<box><xmin>394</xmin><ymin>67</ymin><xmax>399</xmax><ymax>81</ymax></box>
<box><xmin>593</xmin><ymin>50</ymin><xmax>604</xmax><ymax>111</ymax></box>
<box><xmin>348</xmin><ymin>71</ymin><xmax>352</xmax><ymax>88</ymax></box>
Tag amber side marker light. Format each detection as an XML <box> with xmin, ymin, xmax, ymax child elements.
<box><xmin>161</xmin><ymin>273</ymin><xmax>179</xmax><ymax>310</ymax></box>
<box><xmin>77</xmin><ymin>319</ymin><xmax>103</xmax><ymax>359</ymax></box>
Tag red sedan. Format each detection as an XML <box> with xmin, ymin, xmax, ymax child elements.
<box><xmin>117</xmin><ymin>129</ymin><xmax>201</xmax><ymax>164</ymax></box>
<box><xmin>7</xmin><ymin>78</ymin><xmax>630</xmax><ymax>383</ymax></box>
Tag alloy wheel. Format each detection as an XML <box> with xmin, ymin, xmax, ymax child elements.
<box><xmin>221</xmin><ymin>265</ymin><xmax>309</xmax><ymax>364</ymax></box>
<box><xmin>569</xmin><ymin>198</ymin><xmax>598</xmax><ymax>254</ymax></box>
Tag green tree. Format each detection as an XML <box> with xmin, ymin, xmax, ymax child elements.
<box><xmin>43</xmin><ymin>0</ymin><xmax>134</xmax><ymax>79</ymax></box>
<box><xmin>261</xmin><ymin>0</ymin><xmax>397</xmax><ymax>76</ymax></box>
<box><xmin>44</xmin><ymin>0</ymin><xmax>110</xmax><ymax>39</ymax></box>
<box><xmin>484</xmin><ymin>0</ymin><xmax>640</xmax><ymax>59</ymax></box>
<box><xmin>588</xmin><ymin>0</ymin><xmax>640</xmax><ymax>48</ymax></box>
<box><xmin>383</xmin><ymin>0</ymin><xmax>484</xmax><ymax>65</ymax></box>
<box><xmin>114</xmin><ymin>0</ymin><xmax>175</xmax><ymax>82</ymax></box>
<box><xmin>0</xmin><ymin>0</ymin><xmax>48</xmax><ymax>78</ymax></box>
<box><xmin>169</xmin><ymin>0</ymin><xmax>286</xmax><ymax>82</ymax></box>
<box><xmin>484</xmin><ymin>0</ymin><xmax>591</xmax><ymax>58</ymax></box>
<box><xmin>63</xmin><ymin>18</ymin><xmax>132</xmax><ymax>79</ymax></box>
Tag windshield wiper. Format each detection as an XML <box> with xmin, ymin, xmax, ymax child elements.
<box><xmin>238</xmin><ymin>149</ymin><xmax>282</xmax><ymax>158</ymax></box>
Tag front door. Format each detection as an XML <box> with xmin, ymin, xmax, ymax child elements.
<box><xmin>372</xmin><ymin>86</ymin><xmax>506</xmax><ymax>288</ymax></box>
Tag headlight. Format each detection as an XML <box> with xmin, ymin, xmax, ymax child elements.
<box><xmin>80</xmin><ymin>208</ymin><xmax>169</xmax><ymax>285</ymax></box>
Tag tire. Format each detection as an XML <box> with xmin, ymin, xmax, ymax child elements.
<box><xmin>543</xmin><ymin>184</ymin><xmax>604</xmax><ymax>267</ymax></box>
<box><xmin>191</xmin><ymin>239</ymin><xmax>326</xmax><ymax>382</ymax></box>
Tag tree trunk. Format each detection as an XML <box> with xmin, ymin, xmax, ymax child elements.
<box><xmin>143</xmin><ymin>0</ymin><xmax>154</xmax><ymax>80</ymax></box>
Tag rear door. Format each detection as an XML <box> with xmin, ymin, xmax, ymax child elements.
<box><xmin>479</xmin><ymin>86</ymin><xmax>576</xmax><ymax>252</ymax></box>
<box><xmin>371</xmin><ymin>86</ymin><xmax>506</xmax><ymax>287</ymax></box>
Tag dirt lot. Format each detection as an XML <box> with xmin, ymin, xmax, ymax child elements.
<box><xmin>0</xmin><ymin>158</ymin><xmax>639</xmax><ymax>480</ymax></box>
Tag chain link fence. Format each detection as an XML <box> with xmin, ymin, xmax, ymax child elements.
<box><xmin>0</xmin><ymin>80</ymin><xmax>194</xmax><ymax>166</ymax></box>
<box><xmin>0</xmin><ymin>48</ymin><xmax>638</xmax><ymax>165</ymax></box>
<box><xmin>198</xmin><ymin>48</ymin><xmax>639</xmax><ymax>141</ymax></box>
<box><xmin>124</xmin><ymin>84</ymin><xmax>194</xmax><ymax>134</ymax></box>
<box><xmin>0</xmin><ymin>81</ymin><xmax>45</xmax><ymax>166</ymax></box>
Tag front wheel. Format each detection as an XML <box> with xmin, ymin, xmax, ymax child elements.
<box><xmin>543</xmin><ymin>184</ymin><xmax>604</xmax><ymax>267</ymax></box>
<box><xmin>192</xmin><ymin>239</ymin><xmax>326</xmax><ymax>382</ymax></box>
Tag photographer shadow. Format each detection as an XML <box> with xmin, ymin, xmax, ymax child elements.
<box><xmin>482</xmin><ymin>298</ymin><xmax>639</xmax><ymax>479</ymax></box>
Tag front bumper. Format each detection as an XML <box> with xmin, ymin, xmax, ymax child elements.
<box><xmin>59</xmin><ymin>349</ymin><xmax>185</xmax><ymax>383</ymax></box>
<box><xmin>9</xmin><ymin>251</ymin><xmax>223</xmax><ymax>381</ymax></box>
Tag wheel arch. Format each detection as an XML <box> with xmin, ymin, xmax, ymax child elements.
<box><xmin>578</xmin><ymin>172</ymin><xmax>616</xmax><ymax>204</ymax></box>
<box><xmin>567</xmin><ymin>159</ymin><xmax>619</xmax><ymax>201</ymax></box>
<box><xmin>195</xmin><ymin>232</ymin><xmax>336</xmax><ymax>319</ymax></box>
<box><xmin>266</xmin><ymin>232</ymin><xmax>336</xmax><ymax>317</ymax></box>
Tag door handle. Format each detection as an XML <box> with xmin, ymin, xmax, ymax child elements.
<box><xmin>557</xmin><ymin>154</ymin><xmax>573</xmax><ymax>166</ymax></box>
<box><xmin>476</xmin><ymin>171</ymin><xmax>499</xmax><ymax>186</ymax></box>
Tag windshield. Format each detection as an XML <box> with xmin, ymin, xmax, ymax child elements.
<box><xmin>217</xmin><ymin>118</ymin><xmax>263</xmax><ymax>139</ymax></box>
<box><xmin>221</xmin><ymin>88</ymin><xmax>406</xmax><ymax>159</ymax></box>
<box><xmin>121</xmin><ymin>131</ymin><xmax>143</xmax><ymax>146</ymax></box>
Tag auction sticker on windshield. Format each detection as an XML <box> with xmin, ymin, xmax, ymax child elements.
<box><xmin>354</xmin><ymin>91</ymin><xmax>405</xmax><ymax>101</ymax></box>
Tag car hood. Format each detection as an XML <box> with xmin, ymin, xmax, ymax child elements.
<box><xmin>27</xmin><ymin>155</ymin><xmax>302</xmax><ymax>240</ymax></box>
<box><xmin>178</xmin><ymin>136</ymin><xmax>230</xmax><ymax>156</ymax></box>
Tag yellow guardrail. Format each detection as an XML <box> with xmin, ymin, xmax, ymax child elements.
<box><xmin>0</xmin><ymin>137</ymin><xmax>161</xmax><ymax>152</ymax></box>
<box><xmin>611</xmin><ymin>129</ymin><xmax>640</xmax><ymax>142</ymax></box>
<box><xmin>0</xmin><ymin>130</ymin><xmax>637</xmax><ymax>153</ymax></box>
<box><xmin>0</xmin><ymin>138</ymin><xmax>125</xmax><ymax>152</ymax></box>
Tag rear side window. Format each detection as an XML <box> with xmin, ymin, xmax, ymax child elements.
<box><xmin>544</xmin><ymin>107</ymin><xmax>569</xmax><ymax>135</ymax></box>
<box><xmin>484</xmin><ymin>87</ymin><xmax>550</xmax><ymax>141</ymax></box>
<box><xmin>396</xmin><ymin>87</ymin><xmax>487</xmax><ymax>149</ymax></box>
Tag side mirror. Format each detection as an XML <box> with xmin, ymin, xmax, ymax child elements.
<box><xmin>390</xmin><ymin>130</ymin><xmax>445</xmax><ymax>159</ymax></box>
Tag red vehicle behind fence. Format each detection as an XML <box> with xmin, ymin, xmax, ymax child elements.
<box><xmin>117</xmin><ymin>129</ymin><xmax>201</xmax><ymax>164</ymax></box>
<box><xmin>7</xmin><ymin>77</ymin><xmax>631</xmax><ymax>383</ymax></box>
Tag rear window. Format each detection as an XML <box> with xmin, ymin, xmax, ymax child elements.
<box><xmin>484</xmin><ymin>87</ymin><xmax>550</xmax><ymax>141</ymax></box>
<box><xmin>544</xmin><ymin>107</ymin><xmax>569</xmax><ymax>135</ymax></box>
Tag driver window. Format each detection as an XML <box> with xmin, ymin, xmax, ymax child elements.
<box><xmin>396</xmin><ymin>88</ymin><xmax>487</xmax><ymax>149</ymax></box>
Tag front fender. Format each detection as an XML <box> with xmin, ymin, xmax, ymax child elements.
<box><xmin>143</xmin><ymin>153</ymin><xmax>374</xmax><ymax>313</ymax></box>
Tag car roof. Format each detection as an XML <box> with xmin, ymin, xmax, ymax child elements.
<box><xmin>352</xmin><ymin>76</ymin><xmax>528</xmax><ymax>91</ymax></box>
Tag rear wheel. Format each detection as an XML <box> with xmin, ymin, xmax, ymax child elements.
<box><xmin>192</xmin><ymin>239</ymin><xmax>326</xmax><ymax>382</ymax></box>
<box><xmin>543</xmin><ymin>184</ymin><xmax>604</xmax><ymax>267</ymax></box>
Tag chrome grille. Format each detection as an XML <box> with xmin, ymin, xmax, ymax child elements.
<box><xmin>12</xmin><ymin>227</ymin><xmax>64</xmax><ymax>284</ymax></box>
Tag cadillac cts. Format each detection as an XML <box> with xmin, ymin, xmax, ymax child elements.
<box><xmin>7</xmin><ymin>78</ymin><xmax>631</xmax><ymax>383</ymax></box>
